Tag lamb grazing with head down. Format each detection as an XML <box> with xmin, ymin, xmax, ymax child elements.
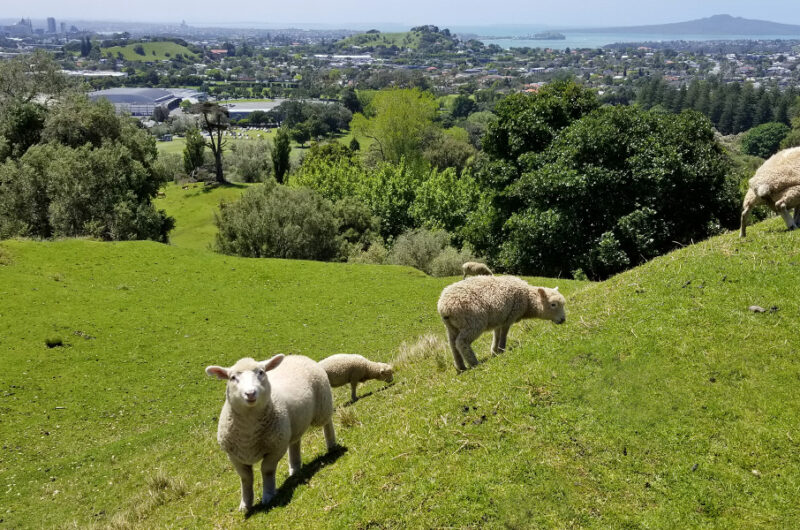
<box><xmin>461</xmin><ymin>261</ymin><xmax>493</xmax><ymax>279</ymax></box>
<box><xmin>740</xmin><ymin>147</ymin><xmax>800</xmax><ymax>237</ymax></box>
<box><xmin>318</xmin><ymin>354</ymin><xmax>393</xmax><ymax>402</ymax></box>
<box><xmin>437</xmin><ymin>275</ymin><xmax>566</xmax><ymax>371</ymax></box>
<box><xmin>205</xmin><ymin>355</ymin><xmax>336</xmax><ymax>511</ymax></box>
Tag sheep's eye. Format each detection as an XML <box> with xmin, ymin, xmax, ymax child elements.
<box><xmin>230</xmin><ymin>374</ymin><xmax>238</xmax><ymax>382</ymax></box>
<box><xmin>256</xmin><ymin>369</ymin><xmax>264</xmax><ymax>377</ymax></box>
<box><xmin>550</xmin><ymin>302</ymin><xmax>557</xmax><ymax>308</ymax></box>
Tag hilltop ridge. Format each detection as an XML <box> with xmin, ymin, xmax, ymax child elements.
<box><xmin>571</xmin><ymin>14</ymin><xmax>800</xmax><ymax>35</ymax></box>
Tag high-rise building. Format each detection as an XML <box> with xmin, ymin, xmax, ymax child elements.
<box><xmin>60</xmin><ymin>22</ymin><xmax>66</xmax><ymax>34</ymax></box>
<box><xmin>47</xmin><ymin>17</ymin><xmax>56</xmax><ymax>33</ymax></box>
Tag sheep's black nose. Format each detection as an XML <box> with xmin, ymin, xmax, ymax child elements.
<box><xmin>244</xmin><ymin>390</ymin><xmax>257</xmax><ymax>401</ymax></box>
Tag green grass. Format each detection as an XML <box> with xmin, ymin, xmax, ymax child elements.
<box><xmin>2</xmin><ymin>218</ymin><xmax>800</xmax><ymax>527</ymax></box>
<box><xmin>156</xmin><ymin>130</ymin><xmax>304</xmax><ymax>164</ymax></box>
<box><xmin>102</xmin><ymin>41</ymin><xmax>198</xmax><ymax>62</ymax></box>
<box><xmin>154</xmin><ymin>182</ymin><xmax>254</xmax><ymax>250</ymax></box>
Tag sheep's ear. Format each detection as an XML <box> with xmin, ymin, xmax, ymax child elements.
<box><xmin>554</xmin><ymin>286</ymin><xmax>559</xmax><ymax>292</ymax></box>
<box><xmin>206</xmin><ymin>366</ymin><xmax>230</xmax><ymax>380</ymax></box>
<box><xmin>260</xmin><ymin>354</ymin><xmax>285</xmax><ymax>372</ymax></box>
<box><xmin>538</xmin><ymin>287</ymin><xmax>547</xmax><ymax>299</ymax></box>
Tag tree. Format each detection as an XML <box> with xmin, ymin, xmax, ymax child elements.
<box><xmin>290</xmin><ymin>123</ymin><xmax>311</xmax><ymax>146</ymax></box>
<box><xmin>496</xmin><ymin>107</ymin><xmax>738</xmax><ymax>279</ymax></box>
<box><xmin>183</xmin><ymin>127</ymin><xmax>205</xmax><ymax>176</ymax></box>
<box><xmin>151</xmin><ymin>105</ymin><xmax>170</xmax><ymax>123</ymax></box>
<box><xmin>190</xmin><ymin>102</ymin><xmax>229</xmax><ymax>183</ymax></box>
<box><xmin>450</xmin><ymin>94</ymin><xmax>476</xmax><ymax>119</ymax></box>
<box><xmin>740</xmin><ymin>122</ymin><xmax>791</xmax><ymax>159</ymax></box>
<box><xmin>0</xmin><ymin>96</ymin><xmax>173</xmax><ymax>241</ymax></box>
<box><xmin>350</xmin><ymin>88</ymin><xmax>438</xmax><ymax>164</ymax></box>
<box><xmin>271</xmin><ymin>126</ymin><xmax>291</xmax><ymax>183</ymax></box>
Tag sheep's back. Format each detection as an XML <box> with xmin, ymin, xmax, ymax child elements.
<box><xmin>270</xmin><ymin>356</ymin><xmax>334</xmax><ymax>436</ymax></box>
<box><xmin>749</xmin><ymin>147</ymin><xmax>800</xmax><ymax>196</ymax></box>
<box><xmin>438</xmin><ymin>276</ymin><xmax>528</xmax><ymax>327</ymax></box>
<box><xmin>319</xmin><ymin>354</ymin><xmax>366</xmax><ymax>387</ymax></box>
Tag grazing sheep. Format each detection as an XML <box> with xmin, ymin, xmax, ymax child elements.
<box><xmin>461</xmin><ymin>261</ymin><xmax>493</xmax><ymax>279</ymax></box>
<box><xmin>205</xmin><ymin>355</ymin><xmax>336</xmax><ymax>511</ymax></box>
<box><xmin>437</xmin><ymin>276</ymin><xmax>566</xmax><ymax>371</ymax></box>
<box><xmin>318</xmin><ymin>354</ymin><xmax>393</xmax><ymax>402</ymax></box>
<box><xmin>741</xmin><ymin>147</ymin><xmax>800</xmax><ymax>237</ymax></box>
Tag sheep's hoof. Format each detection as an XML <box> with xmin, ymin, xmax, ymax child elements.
<box><xmin>238</xmin><ymin>501</ymin><xmax>251</xmax><ymax>512</ymax></box>
<box><xmin>261</xmin><ymin>493</ymin><xmax>274</xmax><ymax>506</ymax></box>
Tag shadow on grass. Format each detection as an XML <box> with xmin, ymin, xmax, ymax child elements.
<box><xmin>341</xmin><ymin>382</ymin><xmax>396</xmax><ymax>408</ymax></box>
<box><xmin>200</xmin><ymin>181</ymin><xmax>250</xmax><ymax>193</ymax></box>
<box><xmin>245</xmin><ymin>445</ymin><xmax>348</xmax><ymax>518</ymax></box>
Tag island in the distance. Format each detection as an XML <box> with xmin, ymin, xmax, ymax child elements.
<box><xmin>527</xmin><ymin>31</ymin><xmax>566</xmax><ymax>40</ymax></box>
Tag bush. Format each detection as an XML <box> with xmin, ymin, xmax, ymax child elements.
<box><xmin>495</xmin><ymin>106</ymin><xmax>738</xmax><ymax>279</ymax></box>
<box><xmin>348</xmin><ymin>239</ymin><xmax>389</xmax><ymax>265</ymax></box>
<box><xmin>387</xmin><ymin>228</ymin><xmax>475</xmax><ymax>276</ymax></box>
<box><xmin>215</xmin><ymin>182</ymin><xmax>341</xmax><ymax>260</ymax></box>
<box><xmin>741</xmin><ymin>122</ymin><xmax>791</xmax><ymax>159</ymax></box>
<box><xmin>779</xmin><ymin>128</ymin><xmax>800</xmax><ymax>150</ymax></box>
<box><xmin>0</xmin><ymin>96</ymin><xmax>173</xmax><ymax>242</ymax></box>
<box><xmin>226</xmin><ymin>140</ymin><xmax>271</xmax><ymax>182</ymax></box>
<box><xmin>429</xmin><ymin>246</ymin><xmax>476</xmax><ymax>277</ymax></box>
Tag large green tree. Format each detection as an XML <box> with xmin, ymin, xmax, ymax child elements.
<box><xmin>182</xmin><ymin>127</ymin><xmax>205</xmax><ymax>177</ymax></box>
<box><xmin>350</xmin><ymin>88</ymin><xmax>437</xmax><ymax>164</ymax></box>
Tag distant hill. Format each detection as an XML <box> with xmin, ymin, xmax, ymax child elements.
<box><xmin>572</xmin><ymin>14</ymin><xmax>800</xmax><ymax>35</ymax></box>
<box><xmin>336</xmin><ymin>26</ymin><xmax>458</xmax><ymax>53</ymax></box>
<box><xmin>102</xmin><ymin>41</ymin><xmax>198</xmax><ymax>62</ymax></box>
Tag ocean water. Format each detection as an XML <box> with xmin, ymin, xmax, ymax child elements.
<box><xmin>479</xmin><ymin>33</ymin><xmax>800</xmax><ymax>50</ymax></box>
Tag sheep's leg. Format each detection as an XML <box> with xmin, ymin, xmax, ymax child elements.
<box><xmin>259</xmin><ymin>457</ymin><xmax>280</xmax><ymax>505</ymax></box>
<box><xmin>491</xmin><ymin>329</ymin><xmax>501</xmax><ymax>354</ymax></box>
<box><xmin>455</xmin><ymin>328</ymin><xmax>481</xmax><ymax>368</ymax></box>
<box><xmin>231</xmin><ymin>460</ymin><xmax>254</xmax><ymax>511</ymax></box>
<box><xmin>794</xmin><ymin>206</ymin><xmax>800</xmax><ymax>226</ymax></box>
<box><xmin>498</xmin><ymin>326</ymin><xmax>510</xmax><ymax>352</ymax></box>
<box><xmin>288</xmin><ymin>441</ymin><xmax>302</xmax><ymax>476</ymax></box>
<box><xmin>350</xmin><ymin>381</ymin><xmax>358</xmax><ymax>402</ymax></box>
<box><xmin>444</xmin><ymin>322</ymin><xmax>467</xmax><ymax>371</ymax></box>
<box><xmin>323</xmin><ymin>421</ymin><xmax>337</xmax><ymax>451</ymax></box>
<box><xmin>740</xmin><ymin>188</ymin><xmax>760</xmax><ymax>238</ymax></box>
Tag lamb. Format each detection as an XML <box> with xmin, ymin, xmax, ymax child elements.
<box><xmin>740</xmin><ymin>147</ymin><xmax>800</xmax><ymax>237</ymax></box>
<box><xmin>205</xmin><ymin>355</ymin><xmax>337</xmax><ymax>511</ymax></box>
<box><xmin>437</xmin><ymin>275</ymin><xmax>566</xmax><ymax>371</ymax></box>
<box><xmin>461</xmin><ymin>261</ymin><xmax>493</xmax><ymax>279</ymax></box>
<box><xmin>318</xmin><ymin>354</ymin><xmax>393</xmax><ymax>402</ymax></box>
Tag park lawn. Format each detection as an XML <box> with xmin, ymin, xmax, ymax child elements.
<box><xmin>156</xmin><ymin>129</ymin><xmax>304</xmax><ymax>165</ymax></box>
<box><xmin>154</xmin><ymin>182</ymin><xmax>254</xmax><ymax>251</ymax></box>
<box><xmin>102</xmin><ymin>41</ymin><xmax>198</xmax><ymax>62</ymax></box>
<box><xmin>2</xmin><ymin>218</ymin><xmax>799</xmax><ymax>528</ymax></box>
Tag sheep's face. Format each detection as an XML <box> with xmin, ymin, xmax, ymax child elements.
<box><xmin>206</xmin><ymin>355</ymin><xmax>284</xmax><ymax>409</ymax></box>
<box><xmin>379</xmin><ymin>364</ymin><xmax>394</xmax><ymax>383</ymax></box>
<box><xmin>537</xmin><ymin>287</ymin><xmax>566</xmax><ymax>324</ymax></box>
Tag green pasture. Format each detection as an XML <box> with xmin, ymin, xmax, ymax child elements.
<box><xmin>2</xmin><ymin>217</ymin><xmax>799</xmax><ymax>527</ymax></box>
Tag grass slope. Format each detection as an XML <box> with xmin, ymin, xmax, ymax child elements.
<box><xmin>154</xmin><ymin>182</ymin><xmax>254</xmax><ymax>250</ymax></box>
<box><xmin>102</xmin><ymin>41</ymin><xmax>198</xmax><ymax>62</ymax></box>
<box><xmin>1</xmin><ymin>218</ymin><xmax>799</xmax><ymax>527</ymax></box>
<box><xmin>337</xmin><ymin>31</ymin><xmax>422</xmax><ymax>50</ymax></box>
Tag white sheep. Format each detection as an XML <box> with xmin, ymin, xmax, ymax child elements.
<box><xmin>437</xmin><ymin>276</ymin><xmax>566</xmax><ymax>371</ymax></box>
<box><xmin>318</xmin><ymin>354</ymin><xmax>393</xmax><ymax>402</ymax></box>
<box><xmin>205</xmin><ymin>355</ymin><xmax>337</xmax><ymax>511</ymax></box>
<box><xmin>740</xmin><ymin>147</ymin><xmax>800</xmax><ymax>237</ymax></box>
<box><xmin>461</xmin><ymin>261</ymin><xmax>493</xmax><ymax>279</ymax></box>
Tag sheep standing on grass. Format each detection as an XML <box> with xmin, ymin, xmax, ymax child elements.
<box><xmin>319</xmin><ymin>354</ymin><xmax>393</xmax><ymax>402</ymax></box>
<box><xmin>205</xmin><ymin>355</ymin><xmax>337</xmax><ymax>511</ymax></box>
<box><xmin>437</xmin><ymin>276</ymin><xmax>566</xmax><ymax>371</ymax></box>
<box><xmin>461</xmin><ymin>261</ymin><xmax>493</xmax><ymax>279</ymax></box>
<box><xmin>740</xmin><ymin>147</ymin><xmax>800</xmax><ymax>237</ymax></box>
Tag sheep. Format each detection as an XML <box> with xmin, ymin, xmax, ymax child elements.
<box><xmin>437</xmin><ymin>275</ymin><xmax>566</xmax><ymax>371</ymax></box>
<box><xmin>461</xmin><ymin>261</ymin><xmax>493</xmax><ymax>279</ymax></box>
<box><xmin>740</xmin><ymin>147</ymin><xmax>800</xmax><ymax>237</ymax></box>
<box><xmin>318</xmin><ymin>354</ymin><xmax>393</xmax><ymax>402</ymax></box>
<box><xmin>205</xmin><ymin>355</ymin><xmax>337</xmax><ymax>511</ymax></box>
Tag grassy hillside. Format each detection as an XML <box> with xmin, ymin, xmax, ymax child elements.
<box><xmin>1</xmin><ymin>218</ymin><xmax>799</xmax><ymax>527</ymax></box>
<box><xmin>103</xmin><ymin>41</ymin><xmax>198</xmax><ymax>62</ymax></box>
<box><xmin>154</xmin><ymin>182</ymin><xmax>254</xmax><ymax>250</ymax></box>
<box><xmin>337</xmin><ymin>31</ymin><xmax>422</xmax><ymax>50</ymax></box>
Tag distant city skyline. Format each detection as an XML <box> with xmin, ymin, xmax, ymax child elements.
<box><xmin>6</xmin><ymin>1</ymin><xmax>800</xmax><ymax>29</ymax></box>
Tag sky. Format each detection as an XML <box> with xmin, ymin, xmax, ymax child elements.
<box><xmin>7</xmin><ymin>0</ymin><xmax>800</xmax><ymax>29</ymax></box>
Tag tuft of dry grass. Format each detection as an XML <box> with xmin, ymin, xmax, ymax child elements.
<box><xmin>393</xmin><ymin>333</ymin><xmax>450</xmax><ymax>371</ymax></box>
